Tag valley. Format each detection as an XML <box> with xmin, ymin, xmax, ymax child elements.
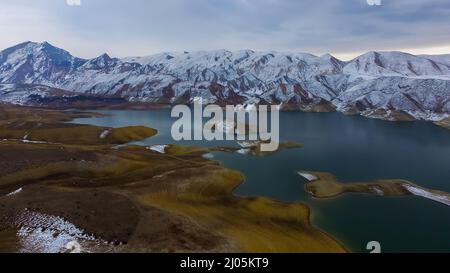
<box><xmin>0</xmin><ymin>105</ymin><xmax>344</xmax><ymax>253</ymax></box>
<box><xmin>1</xmin><ymin>42</ymin><xmax>450</xmax><ymax>253</ymax></box>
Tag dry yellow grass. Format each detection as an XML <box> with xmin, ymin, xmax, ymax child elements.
<box><xmin>0</xmin><ymin>105</ymin><xmax>346</xmax><ymax>253</ymax></box>
<box><xmin>107</xmin><ymin>126</ymin><xmax>157</xmax><ymax>144</ymax></box>
<box><xmin>135</xmin><ymin>166</ymin><xmax>346</xmax><ymax>253</ymax></box>
<box><xmin>300</xmin><ymin>171</ymin><xmax>414</xmax><ymax>198</ymax></box>
<box><xmin>298</xmin><ymin>170</ymin><xmax>450</xmax><ymax>206</ymax></box>
<box><xmin>165</xmin><ymin>144</ymin><xmax>210</xmax><ymax>156</ymax></box>
<box><xmin>0</xmin><ymin>125</ymin><xmax>156</xmax><ymax>145</ymax></box>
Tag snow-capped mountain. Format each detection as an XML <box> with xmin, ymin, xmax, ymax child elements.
<box><xmin>0</xmin><ymin>41</ymin><xmax>86</xmax><ymax>85</ymax></box>
<box><xmin>343</xmin><ymin>51</ymin><xmax>450</xmax><ymax>77</ymax></box>
<box><xmin>1</xmin><ymin>41</ymin><xmax>449</xmax><ymax>121</ymax></box>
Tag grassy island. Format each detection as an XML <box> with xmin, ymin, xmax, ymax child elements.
<box><xmin>298</xmin><ymin>171</ymin><xmax>450</xmax><ymax>207</ymax></box>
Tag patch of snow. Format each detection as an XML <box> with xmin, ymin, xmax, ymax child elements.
<box><xmin>236</xmin><ymin>148</ymin><xmax>250</xmax><ymax>155</ymax></box>
<box><xmin>152</xmin><ymin>170</ymin><xmax>176</xmax><ymax>179</ymax></box>
<box><xmin>403</xmin><ymin>184</ymin><xmax>450</xmax><ymax>206</ymax></box>
<box><xmin>22</xmin><ymin>139</ymin><xmax>47</xmax><ymax>144</ymax></box>
<box><xmin>12</xmin><ymin>210</ymin><xmax>112</xmax><ymax>253</ymax></box>
<box><xmin>298</xmin><ymin>172</ymin><xmax>318</xmax><ymax>182</ymax></box>
<box><xmin>237</xmin><ymin>141</ymin><xmax>259</xmax><ymax>148</ymax></box>
<box><xmin>147</xmin><ymin>145</ymin><xmax>167</xmax><ymax>154</ymax></box>
<box><xmin>202</xmin><ymin>153</ymin><xmax>215</xmax><ymax>159</ymax></box>
<box><xmin>7</xmin><ymin>187</ymin><xmax>23</xmax><ymax>196</ymax></box>
<box><xmin>371</xmin><ymin>186</ymin><xmax>384</xmax><ymax>196</ymax></box>
<box><xmin>99</xmin><ymin>129</ymin><xmax>111</xmax><ymax>139</ymax></box>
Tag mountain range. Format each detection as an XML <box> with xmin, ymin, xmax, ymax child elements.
<box><xmin>1</xmin><ymin>41</ymin><xmax>449</xmax><ymax>122</ymax></box>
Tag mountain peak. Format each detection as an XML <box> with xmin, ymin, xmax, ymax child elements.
<box><xmin>9</xmin><ymin>41</ymin><xmax>55</xmax><ymax>51</ymax></box>
<box><xmin>98</xmin><ymin>53</ymin><xmax>111</xmax><ymax>60</ymax></box>
<box><xmin>320</xmin><ymin>53</ymin><xmax>334</xmax><ymax>58</ymax></box>
<box><xmin>82</xmin><ymin>52</ymin><xmax>116</xmax><ymax>69</ymax></box>
<box><xmin>38</xmin><ymin>41</ymin><xmax>58</xmax><ymax>50</ymax></box>
<box><xmin>0</xmin><ymin>41</ymin><xmax>87</xmax><ymax>84</ymax></box>
<box><xmin>21</xmin><ymin>41</ymin><xmax>38</xmax><ymax>46</ymax></box>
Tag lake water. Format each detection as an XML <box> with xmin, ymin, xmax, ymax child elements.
<box><xmin>72</xmin><ymin>109</ymin><xmax>450</xmax><ymax>253</ymax></box>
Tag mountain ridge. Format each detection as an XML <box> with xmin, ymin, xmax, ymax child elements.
<box><xmin>1</xmin><ymin>41</ymin><xmax>449</xmax><ymax>122</ymax></box>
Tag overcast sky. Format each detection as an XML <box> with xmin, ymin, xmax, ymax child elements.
<box><xmin>0</xmin><ymin>0</ymin><xmax>449</xmax><ymax>60</ymax></box>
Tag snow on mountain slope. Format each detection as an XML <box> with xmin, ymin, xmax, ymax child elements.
<box><xmin>0</xmin><ymin>84</ymin><xmax>70</xmax><ymax>105</ymax></box>
<box><xmin>343</xmin><ymin>51</ymin><xmax>450</xmax><ymax>78</ymax></box>
<box><xmin>0</xmin><ymin>42</ymin><xmax>449</xmax><ymax>122</ymax></box>
<box><xmin>58</xmin><ymin>48</ymin><xmax>345</xmax><ymax>105</ymax></box>
<box><xmin>418</xmin><ymin>54</ymin><xmax>450</xmax><ymax>67</ymax></box>
<box><xmin>0</xmin><ymin>42</ymin><xmax>86</xmax><ymax>86</ymax></box>
<box><xmin>334</xmin><ymin>77</ymin><xmax>450</xmax><ymax>120</ymax></box>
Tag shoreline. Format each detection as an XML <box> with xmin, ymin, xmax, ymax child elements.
<box><xmin>3</xmin><ymin>101</ymin><xmax>449</xmax><ymax>132</ymax></box>
<box><xmin>0</xmin><ymin>105</ymin><xmax>347</xmax><ymax>253</ymax></box>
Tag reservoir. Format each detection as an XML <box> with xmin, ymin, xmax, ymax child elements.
<box><xmin>73</xmin><ymin>109</ymin><xmax>450</xmax><ymax>252</ymax></box>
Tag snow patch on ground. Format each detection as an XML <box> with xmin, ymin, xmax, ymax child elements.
<box><xmin>147</xmin><ymin>145</ymin><xmax>168</xmax><ymax>154</ymax></box>
<box><xmin>298</xmin><ymin>172</ymin><xmax>318</xmax><ymax>182</ymax></box>
<box><xmin>11</xmin><ymin>210</ymin><xmax>112</xmax><ymax>253</ymax></box>
<box><xmin>236</xmin><ymin>148</ymin><xmax>250</xmax><ymax>155</ymax></box>
<box><xmin>7</xmin><ymin>187</ymin><xmax>23</xmax><ymax>196</ymax></box>
<box><xmin>237</xmin><ymin>141</ymin><xmax>259</xmax><ymax>148</ymax></box>
<box><xmin>152</xmin><ymin>170</ymin><xmax>176</xmax><ymax>179</ymax></box>
<box><xmin>371</xmin><ymin>186</ymin><xmax>384</xmax><ymax>196</ymax></box>
<box><xmin>22</xmin><ymin>139</ymin><xmax>48</xmax><ymax>144</ymax></box>
<box><xmin>99</xmin><ymin>129</ymin><xmax>111</xmax><ymax>139</ymax></box>
<box><xmin>202</xmin><ymin>153</ymin><xmax>215</xmax><ymax>159</ymax></box>
<box><xmin>403</xmin><ymin>184</ymin><xmax>450</xmax><ymax>206</ymax></box>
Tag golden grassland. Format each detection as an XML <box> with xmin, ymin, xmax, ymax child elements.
<box><xmin>299</xmin><ymin>171</ymin><xmax>410</xmax><ymax>198</ymax></box>
<box><xmin>134</xmin><ymin>166</ymin><xmax>345</xmax><ymax>253</ymax></box>
<box><xmin>0</xmin><ymin>105</ymin><xmax>156</xmax><ymax>145</ymax></box>
<box><xmin>0</xmin><ymin>105</ymin><xmax>346</xmax><ymax>253</ymax></box>
<box><xmin>165</xmin><ymin>144</ymin><xmax>210</xmax><ymax>156</ymax></box>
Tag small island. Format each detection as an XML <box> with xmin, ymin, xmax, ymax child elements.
<box><xmin>298</xmin><ymin>171</ymin><xmax>450</xmax><ymax>207</ymax></box>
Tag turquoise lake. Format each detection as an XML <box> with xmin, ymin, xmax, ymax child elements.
<box><xmin>72</xmin><ymin>109</ymin><xmax>450</xmax><ymax>253</ymax></box>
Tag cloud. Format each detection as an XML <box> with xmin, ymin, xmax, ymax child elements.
<box><xmin>0</xmin><ymin>0</ymin><xmax>449</xmax><ymax>59</ymax></box>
